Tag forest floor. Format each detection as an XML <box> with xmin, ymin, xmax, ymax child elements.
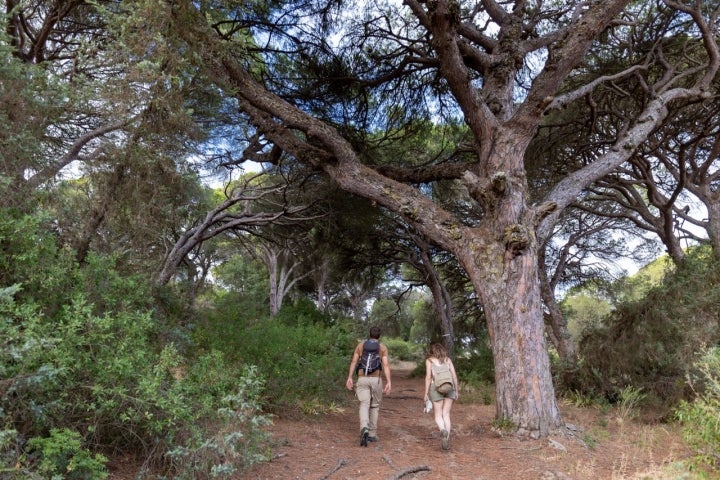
<box><xmin>242</xmin><ymin>365</ymin><xmax>698</xmax><ymax>480</ymax></box>
<box><xmin>108</xmin><ymin>365</ymin><xmax>701</xmax><ymax>480</ymax></box>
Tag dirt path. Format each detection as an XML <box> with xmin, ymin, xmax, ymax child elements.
<box><xmin>245</xmin><ymin>369</ymin><xmax>691</xmax><ymax>479</ymax></box>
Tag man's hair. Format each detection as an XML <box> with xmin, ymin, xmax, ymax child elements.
<box><xmin>369</xmin><ymin>326</ymin><xmax>381</xmax><ymax>339</ymax></box>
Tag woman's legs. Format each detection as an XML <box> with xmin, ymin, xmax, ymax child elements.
<box><xmin>441</xmin><ymin>398</ymin><xmax>453</xmax><ymax>434</ymax></box>
<box><xmin>432</xmin><ymin>398</ymin><xmax>455</xmax><ymax>431</ymax></box>
<box><xmin>433</xmin><ymin>398</ymin><xmax>454</xmax><ymax>449</ymax></box>
<box><xmin>432</xmin><ymin>400</ymin><xmax>446</xmax><ymax>431</ymax></box>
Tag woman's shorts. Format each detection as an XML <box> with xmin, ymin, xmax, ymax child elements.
<box><xmin>429</xmin><ymin>383</ymin><xmax>457</xmax><ymax>402</ymax></box>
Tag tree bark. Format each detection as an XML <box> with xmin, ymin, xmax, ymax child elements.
<box><xmin>259</xmin><ymin>245</ymin><xmax>310</xmax><ymax>316</ymax></box>
<box><xmin>458</xmin><ymin>241</ymin><xmax>562</xmax><ymax>437</ymax></box>
<box><xmin>706</xmin><ymin>202</ymin><xmax>720</xmax><ymax>259</ymax></box>
<box><xmin>154</xmin><ymin>184</ymin><xmax>298</xmax><ymax>286</ymax></box>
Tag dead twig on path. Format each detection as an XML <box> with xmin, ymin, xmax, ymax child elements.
<box><xmin>499</xmin><ymin>445</ymin><xmax>543</xmax><ymax>452</ymax></box>
<box><xmin>387</xmin><ymin>465</ymin><xmax>430</xmax><ymax>479</ymax></box>
<box><xmin>319</xmin><ymin>458</ymin><xmax>347</xmax><ymax>480</ymax></box>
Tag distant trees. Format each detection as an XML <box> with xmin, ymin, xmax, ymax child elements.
<box><xmin>154</xmin><ymin>173</ymin><xmax>309</xmax><ymax>287</ymax></box>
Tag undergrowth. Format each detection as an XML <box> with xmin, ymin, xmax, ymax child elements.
<box><xmin>567</xmin><ymin>249</ymin><xmax>720</xmax><ymax>409</ymax></box>
<box><xmin>675</xmin><ymin>347</ymin><xmax>720</xmax><ymax>477</ymax></box>
<box><xmin>0</xmin><ymin>209</ymin><xmax>272</xmax><ymax>478</ymax></box>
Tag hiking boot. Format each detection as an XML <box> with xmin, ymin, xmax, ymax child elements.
<box><xmin>360</xmin><ymin>427</ymin><xmax>369</xmax><ymax>447</ymax></box>
<box><xmin>367</xmin><ymin>436</ymin><xmax>378</xmax><ymax>442</ymax></box>
<box><xmin>441</xmin><ymin>429</ymin><xmax>449</xmax><ymax>450</ymax></box>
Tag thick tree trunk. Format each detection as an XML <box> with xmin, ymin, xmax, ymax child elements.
<box><xmin>460</xmin><ymin>242</ymin><xmax>563</xmax><ymax>437</ymax></box>
<box><xmin>452</xmin><ymin>128</ymin><xmax>564</xmax><ymax>436</ymax></box>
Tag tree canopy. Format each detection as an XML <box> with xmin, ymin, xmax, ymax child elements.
<box><xmin>3</xmin><ymin>0</ymin><xmax>719</xmax><ymax>439</ymax></box>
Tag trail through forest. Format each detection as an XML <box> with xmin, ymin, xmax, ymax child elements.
<box><xmin>243</xmin><ymin>368</ymin><xmax>692</xmax><ymax>480</ymax></box>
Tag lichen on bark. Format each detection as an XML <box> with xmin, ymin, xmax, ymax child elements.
<box><xmin>503</xmin><ymin>224</ymin><xmax>530</xmax><ymax>256</ymax></box>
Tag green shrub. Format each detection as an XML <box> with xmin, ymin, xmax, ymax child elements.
<box><xmin>0</xmin><ymin>209</ymin><xmax>273</xmax><ymax>477</ymax></box>
<box><xmin>166</xmin><ymin>364</ymin><xmax>272</xmax><ymax>479</ymax></box>
<box><xmin>273</xmin><ymin>297</ymin><xmax>334</xmax><ymax>327</ymax></box>
<box><xmin>382</xmin><ymin>337</ymin><xmax>424</xmax><ymax>362</ymax></box>
<box><xmin>250</xmin><ymin>322</ymin><xmax>351</xmax><ymax>412</ymax></box>
<box><xmin>616</xmin><ymin>385</ymin><xmax>646</xmax><ymax>420</ymax></box>
<box><xmin>0</xmin><ymin>210</ymin><xmax>77</xmax><ymax>315</ymax></box>
<box><xmin>1</xmin><ymin>289</ymin><xmax>186</xmax><ymax>449</ymax></box>
<box><xmin>195</xmin><ymin>301</ymin><xmax>354</xmax><ymax>414</ymax></box>
<box><xmin>573</xmin><ymin>249</ymin><xmax>720</xmax><ymax>407</ymax></box>
<box><xmin>675</xmin><ymin>347</ymin><xmax>720</xmax><ymax>475</ymax></box>
<box><xmin>26</xmin><ymin>428</ymin><xmax>108</xmax><ymax>480</ymax></box>
<box><xmin>454</xmin><ymin>343</ymin><xmax>495</xmax><ymax>387</ymax></box>
<box><xmin>1</xmin><ymin>287</ymin><xmax>273</xmax><ymax>476</ymax></box>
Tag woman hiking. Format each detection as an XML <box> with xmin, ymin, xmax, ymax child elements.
<box><xmin>423</xmin><ymin>342</ymin><xmax>459</xmax><ymax>450</ymax></box>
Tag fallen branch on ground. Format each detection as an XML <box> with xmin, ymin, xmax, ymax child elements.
<box><xmin>319</xmin><ymin>459</ymin><xmax>348</xmax><ymax>480</ymax></box>
<box><xmin>387</xmin><ymin>465</ymin><xmax>430</xmax><ymax>479</ymax></box>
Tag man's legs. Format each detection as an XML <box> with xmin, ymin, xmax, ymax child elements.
<box><xmin>368</xmin><ymin>377</ymin><xmax>383</xmax><ymax>437</ymax></box>
<box><xmin>356</xmin><ymin>377</ymin><xmax>372</xmax><ymax>446</ymax></box>
<box><xmin>356</xmin><ymin>377</ymin><xmax>372</xmax><ymax>428</ymax></box>
<box><xmin>357</xmin><ymin>376</ymin><xmax>383</xmax><ymax>445</ymax></box>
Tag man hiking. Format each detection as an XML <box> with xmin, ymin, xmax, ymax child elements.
<box><xmin>345</xmin><ymin>326</ymin><xmax>392</xmax><ymax>446</ymax></box>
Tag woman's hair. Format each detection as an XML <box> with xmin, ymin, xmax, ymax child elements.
<box><xmin>427</xmin><ymin>342</ymin><xmax>447</xmax><ymax>362</ymax></box>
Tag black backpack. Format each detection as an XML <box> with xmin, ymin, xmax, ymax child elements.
<box><xmin>357</xmin><ymin>339</ymin><xmax>382</xmax><ymax>375</ymax></box>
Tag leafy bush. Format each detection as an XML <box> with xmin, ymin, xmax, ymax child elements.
<box><xmin>675</xmin><ymin>347</ymin><xmax>720</xmax><ymax>475</ymax></box>
<box><xmin>454</xmin><ymin>342</ymin><xmax>495</xmax><ymax>387</ymax></box>
<box><xmin>0</xmin><ymin>210</ymin><xmax>77</xmax><ymax>314</ymax></box>
<box><xmin>26</xmin><ymin>428</ymin><xmax>108</xmax><ymax>480</ymax></box>
<box><xmin>2</xmin><ymin>287</ymin><xmax>276</xmax><ymax>474</ymax></box>
<box><xmin>572</xmin><ymin>249</ymin><xmax>720</xmax><ymax>409</ymax></box>
<box><xmin>382</xmin><ymin>337</ymin><xmax>424</xmax><ymax>362</ymax></box>
<box><xmin>1</xmin><ymin>286</ymin><xmax>186</xmax><ymax>449</ymax></box>
<box><xmin>195</xmin><ymin>301</ymin><xmax>354</xmax><ymax>414</ymax></box>
<box><xmin>0</xmin><ymin>209</ymin><xmax>272</xmax><ymax>477</ymax></box>
<box><xmin>165</xmin><ymin>364</ymin><xmax>272</xmax><ymax>479</ymax></box>
<box><xmin>273</xmin><ymin>297</ymin><xmax>335</xmax><ymax>327</ymax></box>
<box><xmin>615</xmin><ymin>385</ymin><xmax>646</xmax><ymax>421</ymax></box>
